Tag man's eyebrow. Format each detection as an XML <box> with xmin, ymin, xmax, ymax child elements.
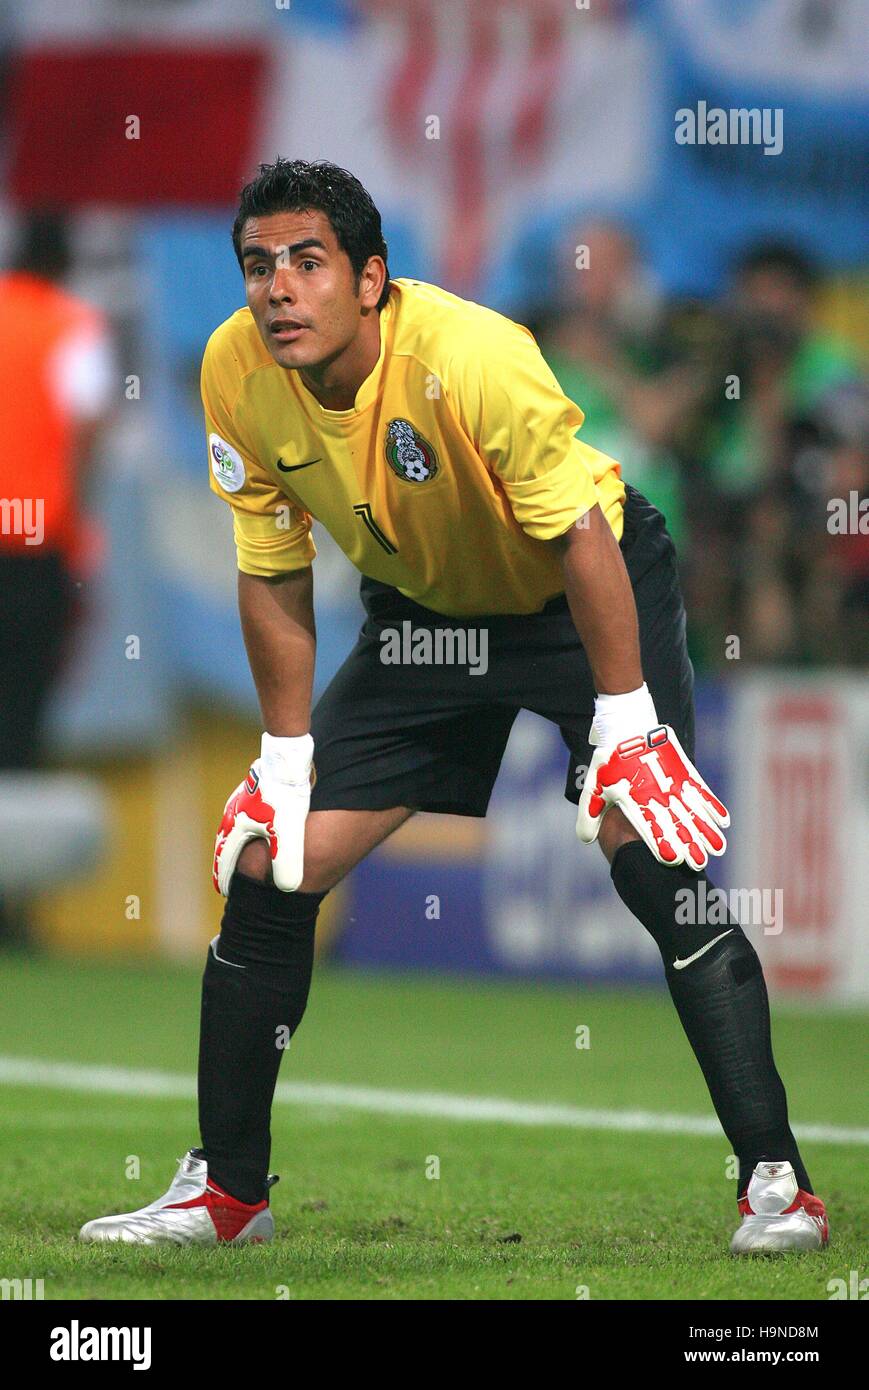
<box><xmin>241</xmin><ymin>238</ymin><xmax>328</xmax><ymax>260</ymax></box>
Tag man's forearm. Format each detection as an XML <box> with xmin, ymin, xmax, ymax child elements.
<box><xmin>238</xmin><ymin>568</ymin><xmax>316</xmax><ymax>735</ymax></box>
<box><xmin>555</xmin><ymin>504</ymin><xmax>643</xmax><ymax>695</ymax></box>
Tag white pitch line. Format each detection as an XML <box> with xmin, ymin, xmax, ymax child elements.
<box><xmin>0</xmin><ymin>1055</ymin><xmax>867</xmax><ymax>1147</ymax></box>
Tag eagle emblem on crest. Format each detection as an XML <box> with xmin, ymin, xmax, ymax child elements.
<box><xmin>384</xmin><ymin>418</ymin><xmax>439</xmax><ymax>483</ymax></box>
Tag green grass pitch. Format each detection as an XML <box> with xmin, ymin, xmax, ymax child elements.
<box><xmin>0</xmin><ymin>956</ymin><xmax>864</xmax><ymax>1301</ymax></box>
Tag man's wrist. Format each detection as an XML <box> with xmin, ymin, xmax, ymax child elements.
<box><xmin>590</xmin><ymin>682</ymin><xmax>658</xmax><ymax>749</ymax></box>
<box><xmin>260</xmin><ymin>731</ymin><xmax>315</xmax><ymax>784</ymax></box>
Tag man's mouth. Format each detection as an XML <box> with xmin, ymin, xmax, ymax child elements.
<box><xmin>269</xmin><ymin>319</ymin><xmax>309</xmax><ymax>342</ymax></box>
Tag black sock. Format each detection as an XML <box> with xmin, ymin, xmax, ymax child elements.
<box><xmin>611</xmin><ymin>841</ymin><xmax>811</xmax><ymax>1198</ymax></box>
<box><xmin>198</xmin><ymin>872</ymin><xmax>325</xmax><ymax>1204</ymax></box>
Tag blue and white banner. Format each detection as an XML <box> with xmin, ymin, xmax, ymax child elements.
<box><xmin>646</xmin><ymin>0</ymin><xmax>869</xmax><ymax>294</ymax></box>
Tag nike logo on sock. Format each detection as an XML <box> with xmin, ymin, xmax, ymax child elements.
<box><xmin>672</xmin><ymin>929</ymin><xmax>733</xmax><ymax>970</ymax></box>
<box><xmin>210</xmin><ymin>936</ymin><xmax>246</xmax><ymax>970</ymax></box>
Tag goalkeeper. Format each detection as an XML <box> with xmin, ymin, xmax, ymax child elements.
<box><xmin>80</xmin><ymin>160</ymin><xmax>827</xmax><ymax>1256</ymax></box>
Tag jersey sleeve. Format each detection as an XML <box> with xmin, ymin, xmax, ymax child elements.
<box><xmin>201</xmin><ymin>331</ymin><xmax>316</xmax><ymax>577</ymax></box>
<box><xmin>450</xmin><ymin>322</ymin><xmax>619</xmax><ymax>540</ymax></box>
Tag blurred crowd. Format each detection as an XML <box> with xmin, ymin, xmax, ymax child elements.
<box><xmin>534</xmin><ymin>224</ymin><xmax>868</xmax><ymax>672</ymax></box>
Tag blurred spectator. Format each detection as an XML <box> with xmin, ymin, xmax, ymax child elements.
<box><xmin>0</xmin><ymin>209</ymin><xmax>115</xmax><ymax>946</ymax></box>
<box><xmin>536</xmin><ymin>218</ymin><xmax>708</xmax><ymax>552</ymax></box>
<box><xmin>708</xmin><ymin>242</ymin><xmax>861</xmax><ymax>499</ymax></box>
<box><xmin>793</xmin><ymin>382</ymin><xmax>869</xmax><ymax>665</ymax></box>
<box><xmin>534</xmin><ymin>228</ymin><xmax>866</xmax><ymax>674</ymax></box>
<box><xmin>695</xmin><ymin>242</ymin><xmax>865</xmax><ymax>668</ymax></box>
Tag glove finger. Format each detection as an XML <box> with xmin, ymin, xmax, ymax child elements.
<box><xmin>681</xmin><ymin>783</ymin><xmax>728</xmax><ymax>855</ymax></box>
<box><xmin>638</xmin><ymin>796</ymin><xmax>685</xmax><ymax>866</ymax></box>
<box><xmin>665</xmin><ymin>728</ymin><xmax>731</xmax><ymax>827</ymax></box>
<box><xmin>576</xmin><ymin>789</ymin><xmax>603</xmax><ymax>843</ymax></box>
<box><xmin>215</xmin><ymin>821</ymin><xmax>269</xmax><ymax>897</ymax></box>
<box><xmin>668</xmin><ymin>796</ymin><xmax>708</xmax><ymax>871</ymax></box>
<box><xmin>613</xmin><ymin>791</ymin><xmax>685</xmax><ymax>867</ymax></box>
<box><xmin>697</xmin><ymin>785</ymin><xmax>730</xmax><ymax>830</ymax></box>
<box><xmin>688</xmin><ymin>775</ymin><xmax>730</xmax><ymax>829</ymax></box>
<box><xmin>575</xmin><ymin>756</ymin><xmax>606</xmax><ymax>843</ymax></box>
<box><xmin>271</xmin><ymin>792</ymin><xmax>310</xmax><ymax>892</ymax></box>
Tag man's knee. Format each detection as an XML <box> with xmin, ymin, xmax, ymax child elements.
<box><xmin>233</xmin><ymin>808</ymin><xmax>410</xmax><ymax>896</ymax></box>
<box><xmin>296</xmin><ymin>845</ymin><xmax>342</xmax><ymax>895</ymax></box>
<box><xmin>598</xmin><ymin>806</ymin><xmax>641</xmax><ymax>863</ymax></box>
<box><xmin>236</xmin><ymin>839</ymin><xmax>272</xmax><ymax>883</ymax></box>
<box><xmin>234</xmin><ymin>833</ymin><xmax>341</xmax><ymax>895</ymax></box>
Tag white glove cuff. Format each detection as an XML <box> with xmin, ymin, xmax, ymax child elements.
<box><xmin>260</xmin><ymin>731</ymin><xmax>315</xmax><ymax>785</ymax></box>
<box><xmin>590</xmin><ymin>683</ymin><xmax>658</xmax><ymax>749</ymax></box>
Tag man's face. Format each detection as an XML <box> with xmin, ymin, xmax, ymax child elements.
<box><xmin>564</xmin><ymin>221</ymin><xmax>636</xmax><ymax>317</ymax></box>
<box><xmin>240</xmin><ymin>209</ymin><xmax>368</xmax><ymax>370</ymax></box>
<box><xmin>736</xmin><ymin>269</ymin><xmax>809</xmax><ymax>338</ymax></box>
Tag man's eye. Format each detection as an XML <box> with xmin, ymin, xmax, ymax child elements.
<box><xmin>301</xmin><ymin>260</ymin><xmax>318</xmax><ymax>271</ymax></box>
<box><xmin>249</xmin><ymin>265</ymin><xmax>268</xmax><ymax>278</ymax></box>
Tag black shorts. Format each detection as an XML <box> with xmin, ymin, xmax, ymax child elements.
<box><xmin>309</xmin><ymin>486</ymin><xmax>695</xmax><ymax>817</ymax></box>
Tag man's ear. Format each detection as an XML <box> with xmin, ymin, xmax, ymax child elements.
<box><xmin>359</xmin><ymin>255</ymin><xmax>387</xmax><ymax>309</ymax></box>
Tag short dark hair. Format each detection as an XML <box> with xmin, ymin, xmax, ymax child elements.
<box><xmin>734</xmin><ymin>241</ymin><xmax>819</xmax><ymax>293</ymax></box>
<box><xmin>232</xmin><ymin>158</ymin><xmax>391</xmax><ymax>311</ymax></box>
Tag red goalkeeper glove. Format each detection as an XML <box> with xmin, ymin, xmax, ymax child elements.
<box><xmin>576</xmin><ymin>685</ymin><xmax>729</xmax><ymax>871</ymax></box>
<box><xmin>213</xmin><ymin>733</ymin><xmax>315</xmax><ymax>895</ymax></box>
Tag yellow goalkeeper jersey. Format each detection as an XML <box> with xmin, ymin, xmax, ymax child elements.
<box><xmin>202</xmin><ymin>278</ymin><xmax>624</xmax><ymax>617</ymax></box>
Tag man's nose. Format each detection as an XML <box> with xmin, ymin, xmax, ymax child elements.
<box><xmin>269</xmin><ymin>267</ymin><xmax>296</xmax><ymax>303</ymax></box>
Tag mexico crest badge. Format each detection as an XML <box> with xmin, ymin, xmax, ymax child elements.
<box><xmin>384</xmin><ymin>418</ymin><xmax>439</xmax><ymax>483</ymax></box>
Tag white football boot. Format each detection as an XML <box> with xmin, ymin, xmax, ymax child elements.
<box><xmin>731</xmin><ymin>1161</ymin><xmax>829</xmax><ymax>1254</ymax></box>
<box><xmin>79</xmin><ymin>1149</ymin><xmax>277</xmax><ymax>1246</ymax></box>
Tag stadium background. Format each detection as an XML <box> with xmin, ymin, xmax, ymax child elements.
<box><xmin>0</xmin><ymin>0</ymin><xmax>866</xmax><ymax>999</ymax></box>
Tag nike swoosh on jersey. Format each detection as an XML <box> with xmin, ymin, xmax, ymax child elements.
<box><xmin>276</xmin><ymin>457</ymin><xmax>321</xmax><ymax>473</ymax></box>
<box><xmin>672</xmin><ymin>929</ymin><xmax>733</xmax><ymax>970</ymax></box>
